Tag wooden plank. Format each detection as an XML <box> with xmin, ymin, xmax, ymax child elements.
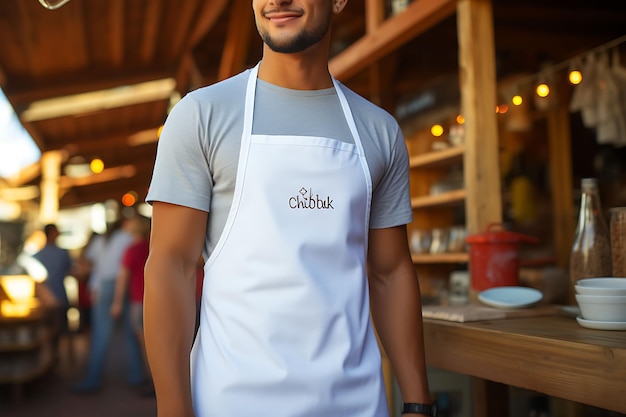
<box><xmin>412</xmin><ymin>252</ymin><xmax>469</xmax><ymax>264</ymax></box>
<box><xmin>365</xmin><ymin>0</ymin><xmax>385</xmax><ymax>33</ymax></box>
<box><xmin>140</xmin><ymin>0</ymin><xmax>162</xmax><ymax>63</ymax></box>
<box><xmin>411</xmin><ymin>189</ymin><xmax>466</xmax><ymax>208</ymax></box>
<box><xmin>186</xmin><ymin>0</ymin><xmax>229</xmax><ymax>49</ymax></box>
<box><xmin>546</xmin><ymin>107</ymin><xmax>575</xmax><ymax>278</ymax></box>
<box><xmin>423</xmin><ymin>316</ymin><xmax>626</xmax><ymax>413</ymax></box>
<box><xmin>329</xmin><ymin>0</ymin><xmax>457</xmax><ymax>81</ymax></box>
<box><xmin>218</xmin><ymin>0</ymin><xmax>254</xmax><ymax>81</ymax></box>
<box><xmin>456</xmin><ymin>0</ymin><xmax>501</xmax><ymax>234</ymax></box>
<box><xmin>6</xmin><ymin>69</ymin><xmax>174</xmax><ymax>107</ymax></box>
<box><xmin>409</xmin><ymin>145</ymin><xmax>465</xmax><ymax>169</ymax></box>
<box><xmin>108</xmin><ymin>0</ymin><xmax>125</xmax><ymax>69</ymax></box>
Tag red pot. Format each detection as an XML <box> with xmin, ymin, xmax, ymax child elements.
<box><xmin>465</xmin><ymin>223</ymin><xmax>538</xmax><ymax>291</ymax></box>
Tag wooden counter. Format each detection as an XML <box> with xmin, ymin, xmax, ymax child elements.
<box><xmin>423</xmin><ymin>315</ymin><xmax>626</xmax><ymax>414</ymax></box>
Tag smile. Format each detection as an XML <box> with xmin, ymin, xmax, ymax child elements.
<box><xmin>263</xmin><ymin>9</ymin><xmax>303</xmax><ymax>23</ymax></box>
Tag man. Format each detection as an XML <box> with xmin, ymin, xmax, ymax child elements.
<box><xmin>144</xmin><ymin>1</ymin><xmax>434</xmax><ymax>416</ymax></box>
<box><xmin>72</xmin><ymin>217</ymin><xmax>146</xmax><ymax>393</ymax></box>
<box><xmin>110</xmin><ymin>215</ymin><xmax>154</xmax><ymax>395</ymax></box>
<box><xmin>33</xmin><ymin>224</ymin><xmax>72</xmax><ymax>334</ymax></box>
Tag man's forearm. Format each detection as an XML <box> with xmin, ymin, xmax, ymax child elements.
<box><xmin>369</xmin><ymin>266</ymin><xmax>431</xmax><ymax>405</ymax></box>
<box><xmin>144</xmin><ymin>260</ymin><xmax>197</xmax><ymax>417</ymax></box>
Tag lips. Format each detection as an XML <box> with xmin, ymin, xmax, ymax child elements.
<box><xmin>263</xmin><ymin>9</ymin><xmax>303</xmax><ymax>22</ymax></box>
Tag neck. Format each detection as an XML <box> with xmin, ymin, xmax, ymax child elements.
<box><xmin>257</xmin><ymin>37</ymin><xmax>333</xmax><ymax>90</ymax></box>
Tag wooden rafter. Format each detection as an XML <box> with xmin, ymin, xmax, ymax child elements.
<box><xmin>219</xmin><ymin>0</ymin><xmax>254</xmax><ymax>81</ymax></box>
<box><xmin>6</xmin><ymin>69</ymin><xmax>173</xmax><ymax>107</ymax></box>
<box><xmin>329</xmin><ymin>0</ymin><xmax>457</xmax><ymax>81</ymax></box>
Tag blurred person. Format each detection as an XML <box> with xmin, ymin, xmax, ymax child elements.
<box><xmin>71</xmin><ymin>232</ymin><xmax>99</xmax><ymax>333</ymax></box>
<box><xmin>33</xmin><ymin>224</ymin><xmax>73</xmax><ymax>337</ymax></box>
<box><xmin>110</xmin><ymin>215</ymin><xmax>153</xmax><ymax>396</ymax></box>
<box><xmin>72</xmin><ymin>216</ymin><xmax>146</xmax><ymax>394</ymax></box>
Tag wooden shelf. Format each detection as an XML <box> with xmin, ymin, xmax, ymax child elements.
<box><xmin>411</xmin><ymin>189</ymin><xmax>466</xmax><ymax>209</ymax></box>
<box><xmin>412</xmin><ymin>252</ymin><xmax>469</xmax><ymax>264</ymax></box>
<box><xmin>409</xmin><ymin>145</ymin><xmax>465</xmax><ymax>169</ymax></box>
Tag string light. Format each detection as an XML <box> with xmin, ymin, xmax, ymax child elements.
<box><xmin>503</xmin><ymin>34</ymin><xmax>625</xmax><ymax>110</ymax></box>
<box><xmin>569</xmin><ymin>70</ymin><xmax>583</xmax><ymax>85</ymax></box>
<box><xmin>430</xmin><ymin>124</ymin><xmax>444</xmax><ymax>137</ymax></box>
<box><xmin>536</xmin><ymin>83</ymin><xmax>550</xmax><ymax>98</ymax></box>
<box><xmin>122</xmin><ymin>191</ymin><xmax>138</xmax><ymax>207</ymax></box>
<box><xmin>90</xmin><ymin>158</ymin><xmax>104</xmax><ymax>174</ymax></box>
<box><xmin>456</xmin><ymin>115</ymin><xmax>465</xmax><ymax>124</ymax></box>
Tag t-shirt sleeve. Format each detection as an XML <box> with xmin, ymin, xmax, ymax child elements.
<box><xmin>146</xmin><ymin>94</ymin><xmax>212</xmax><ymax>212</ymax></box>
<box><xmin>369</xmin><ymin>125</ymin><xmax>413</xmax><ymax>229</ymax></box>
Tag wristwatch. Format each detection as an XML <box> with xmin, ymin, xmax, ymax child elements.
<box><xmin>402</xmin><ymin>401</ymin><xmax>438</xmax><ymax>416</ymax></box>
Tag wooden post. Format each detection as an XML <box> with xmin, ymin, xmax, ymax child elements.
<box><xmin>39</xmin><ymin>150</ymin><xmax>63</xmax><ymax>224</ymax></box>
<box><xmin>456</xmin><ymin>0</ymin><xmax>502</xmax><ymax>235</ymax></box>
<box><xmin>546</xmin><ymin>107</ymin><xmax>575</xmax><ymax>276</ymax></box>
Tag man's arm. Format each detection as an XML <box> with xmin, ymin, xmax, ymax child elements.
<box><xmin>110</xmin><ymin>265</ymin><xmax>130</xmax><ymax>318</ymax></box>
<box><xmin>144</xmin><ymin>202</ymin><xmax>208</xmax><ymax>417</ymax></box>
<box><xmin>367</xmin><ymin>225</ymin><xmax>432</xmax><ymax>412</ymax></box>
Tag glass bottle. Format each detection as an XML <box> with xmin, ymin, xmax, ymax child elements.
<box><xmin>569</xmin><ymin>178</ymin><xmax>612</xmax><ymax>304</ymax></box>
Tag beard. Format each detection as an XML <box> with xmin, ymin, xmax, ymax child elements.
<box><xmin>257</xmin><ymin>15</ymin><xmax>331</xmax><ymax>53</ymax></box>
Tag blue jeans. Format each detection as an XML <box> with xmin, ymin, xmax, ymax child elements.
<box><xmin>77</xmin><ymin>280</ymin><xmax>145</xmax><ymax>389</ymax></box>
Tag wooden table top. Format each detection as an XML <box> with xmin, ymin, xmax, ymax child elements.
<box><xmin>423</xmin><ymin>314</ymin><xmax>626</xmax><ymax>414</ymax></box>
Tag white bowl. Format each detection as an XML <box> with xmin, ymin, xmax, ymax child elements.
<box><xmin>575</xmin><ymin>278</ymin><xmax>626</xmax><ymax>296</ymax></box>
<box><xmin>575</xmin><ymin>294</ymin><xmax>626</xmax><ymax>322</ymax></box>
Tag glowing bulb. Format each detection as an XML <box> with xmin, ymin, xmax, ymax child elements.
<box><xmin>90</xmin><ymin>158</ymin><xmax>104</xmax><ymax>174</ymax></box>
<box><xmin>122</xmin><ymin>191</ymin><xmax>138</xmax><ymax>207</ymax></box>
<box><xmin>498</xmin><ymin>104</ymin><xmax>509</xmax><ymax>114</ymax></box>
<box><xmin>430</xmin><ymin>124</ymin><xmax>444</xmax><ymax>137</ymax></box>
<box><xmin>512</xmin><ymin>95</ymin><xmax>523</xmax><ymax>106</ymax></box>
<box><xmin>569</xmin><ymin>70</ymin><xmax>583</xmax><ymax>85</ymax></box>
<box><xmin>536</xmin><ymin>83</ymin><xmax>550</xmax><ymax>98</ymax></box>
<box><xmin>456</xmin><ymin>115</ymin><xmax>465</xmax><ymax>124</ymax></box>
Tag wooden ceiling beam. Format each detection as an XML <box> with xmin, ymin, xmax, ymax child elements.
<box><xmin>169</xmin><ymin>0</ymin><xmax>203</xmax><ymax>57</ymax></box>
<box><xmin>59</xmin><ymin>174</ymin><xmax>153</xmax><ymax>208</ymax></box>
<box><xmin>186</xmin><ymin>0</ymin><xmax>229</xmax><ymax>50</ymax></box>
<box><xmin>56</xmin><ymin>127</ymin><xmax>162</xmax><ymax>156</ymax></box>
<box><xmin>218</xmin><ymin>0</ymin><xmax>254</xmax><ymax>81</ymax></box>
<box><xmin>109</xmin><ymin>0</ymin><xmax>125</xmax><ymax>69</ymax></box>
<box><xmin>5</xmin><ymin>68</ymin><xmax>174</xmax><ymax>107</ymax></box>
<box><xmin>329</xmin><ymin>0</ymin><xmax>457</xmax><ymax>81</ymax></box>
<box><xmin>175</xmin><ymin>0</ymin><xmax>229</xmax><ymax>93</ymax></box>
<box><xmin>59</xmin><ymin>164</ymin><xmax>136</xmax><ymax>188</ymax></box>
<box><xmin>140</xmin><ymin>0</ymin><xmax>162</xmax><ymax>63</ymax></box>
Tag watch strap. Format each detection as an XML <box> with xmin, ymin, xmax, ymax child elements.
<box><xmin>402</xmin><ymin>402</ymin><xmax>438</xmax><ymax>416</ymax></box>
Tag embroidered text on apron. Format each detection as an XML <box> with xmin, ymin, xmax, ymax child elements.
<box><xmin>191</xmin><ymin>64</ymin><xmax>388</xmax><ymax>417</ymax></box>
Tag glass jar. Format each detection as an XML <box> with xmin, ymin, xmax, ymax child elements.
<box><xmin>569</xmin><ymin>178</ymin><xmax>612</xmax><ymax>303</ymax></box>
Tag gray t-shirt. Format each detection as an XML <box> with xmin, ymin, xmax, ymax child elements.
<box><xmin>147</xmin><ymin>69</ymin><xmax>412</xmax><ymax>259</ymax></box>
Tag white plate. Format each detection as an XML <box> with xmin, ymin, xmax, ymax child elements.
<box><xmin>478</xmin><ymin>286</ymin><xmax>543</xmax><ymax>309</ymax></box>
<box><xmin>576</xmin><ymin>316</ymin><xmax>626</xmax><ymax>331</ymax></box>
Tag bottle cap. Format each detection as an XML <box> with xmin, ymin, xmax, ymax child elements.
<box><xmin>581</xmin><ymin>178</ymin><xmax>598</xmax><ymax>189</ymax></box>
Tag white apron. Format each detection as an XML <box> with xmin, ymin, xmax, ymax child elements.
<box><xmin>191</xmin><ymin>64</ymin><xmax>388</xmax><ymax>417</ymax></box>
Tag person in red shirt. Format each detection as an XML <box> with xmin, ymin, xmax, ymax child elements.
<box><xmin>110</xmin><ymin>214</ymin><xmax>152</xmax><ymax>394</ymax></box>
